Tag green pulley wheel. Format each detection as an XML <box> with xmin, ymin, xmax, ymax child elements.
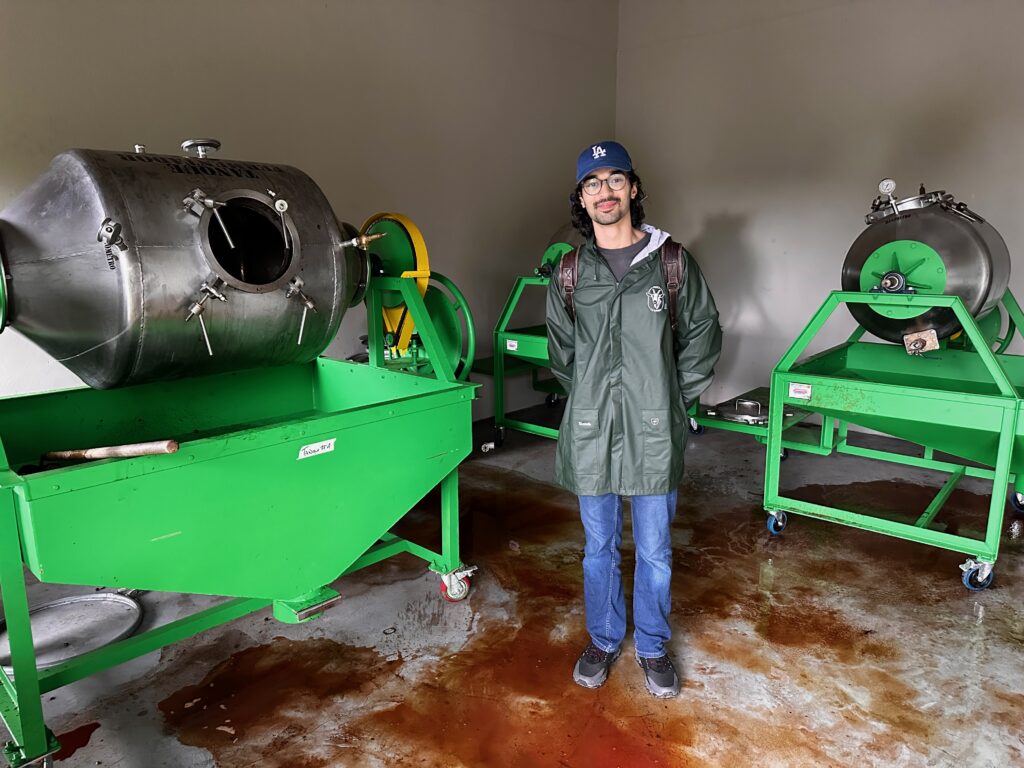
<box><xmin>420</xmin><ymin>271</ymin><xmax>476</xmax><ymax>381</ymax></box>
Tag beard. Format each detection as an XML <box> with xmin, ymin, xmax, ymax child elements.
<box><xmin>588</xmin><ymin>197</ymin><xmax>628</xmax><ymax>227</ymax></box>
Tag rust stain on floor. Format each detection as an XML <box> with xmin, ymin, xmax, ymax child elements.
<box><xmin>158</xmin><ymin>465</ymin><xmax>1024</xmax><ymax>767</ymax></box>
<box><xmin>53</xmin><ymin>721</ymin><xmax>100</xmax><ymax>762</ymax></box>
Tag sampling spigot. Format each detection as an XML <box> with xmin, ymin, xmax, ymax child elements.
<box><xmin>340</xmin><ymin>232</ymin><xmax>388</xmax><ymax>251</ymax></box>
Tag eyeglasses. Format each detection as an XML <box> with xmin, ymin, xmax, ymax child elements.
<box><xmin>581</xmin><ymin>173</ymin><xmax>629</xmax><ymax>196</ymax></box>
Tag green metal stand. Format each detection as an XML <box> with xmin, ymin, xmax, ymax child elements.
<box><xmin>762</xmin><ymin>290</ymin><xmax>1024</xmax><ymax>588</ymax></box>
<box><xmin>472</xmin><ymin>243</ymin><xmax>573</xmax><ymax>449</ymax></box>
<box><xmin>0</xmin><ymin>273</ymin><xmax>476</xmax><ymax>766</ymax></box>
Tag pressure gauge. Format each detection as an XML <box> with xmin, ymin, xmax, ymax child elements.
<box><xmin>878</xmin><ymin>178</ymin><xmax>896</xmax><ymax>196</ymax></box>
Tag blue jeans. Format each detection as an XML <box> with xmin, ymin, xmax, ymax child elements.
<box><xmin>578</xmin><ymin>491</ymin><xmax>677</xmax><ymax>658</ymax></box>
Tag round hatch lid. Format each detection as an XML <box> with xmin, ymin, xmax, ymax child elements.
<box><xmin>0</xmin><ymin>592</ymin><xmax>143</xmax><ymax>672</ymax></box>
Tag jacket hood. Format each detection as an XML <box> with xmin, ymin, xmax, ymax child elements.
<box><xmin>630</xmin><ymin>224</ymin><xmax>671</xmax><ymax>267</ymax></box>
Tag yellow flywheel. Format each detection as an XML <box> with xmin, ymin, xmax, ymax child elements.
<box><xmin>360</xmin><ymin>212</ymin><xmax>430</xmax><ymax>354</ymax></box>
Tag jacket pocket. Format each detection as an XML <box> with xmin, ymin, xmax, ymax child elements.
<box><xmin>641</xmin><ymin>409</ymin><xmax>672</xmax><ymax>478</ymax></box>
<box><xmin>571</xmin><ymin>408</ymin><xmax>601</xmax><ymax>476</ymax></box>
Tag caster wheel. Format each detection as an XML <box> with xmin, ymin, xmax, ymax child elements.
<box><xmin>480</xmin><ymin>442</ymin><xmax>494</xmax><ymax>453</ymax></box>
<box><xmin>766</xmin><ymin>511</ymin><xmax>787</xmax><ymax>536</ymax></box>
<box><xmin>494</xmin><ymin>426</ymin><xmax>506</xmax><ymax>447</ymax></box>
<box><xmin>1009</xmin><ymin>491</ymin><xmax>1024</xmax><ymax>514</ymax></box>
<box><xmin>545</xmin><ymin>393</ymin><xmax>560</xmax><ymax>407</ymax></box>
<box><xmin>780</xmin><ymin>448</ymin><xmax>790</xmax><ymax>461</ymax></box>
<box><xmin>441</xmin><ymin>576</ymin><xmax>471</xmax><ymax>602</ymax></box>
<box><xmin>689</xmin><ymin>422</ymin><xmax>706</xmax><ymax>436</ymax></box>
<box><xmin>962</xmin><ymin>566</ymin><xmax>994</xmax><ymax>592</ymax></box>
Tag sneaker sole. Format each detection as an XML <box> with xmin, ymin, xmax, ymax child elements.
<box><xmin>636</xmin><ymin>656</ymin><xmax>680</xmax><ymax>699</ymax></box>
<box><xmin>573</xmin><ymin>648</ymin><xmax>621</xmax><ymax>688</ymax></box>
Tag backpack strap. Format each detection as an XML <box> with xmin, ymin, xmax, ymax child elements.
<box><xmin>660</xmin><ymin>239</ymin><xmax>686</xmax><ymax>333</ymax></box>
<box><xmin>558</xmin><ymin>248</ymin><xmax>580</xmax><ymax>323</ymax></box>
<box><xmin>559</xmin><ymin>241</ymin><xmax>686</xmax><ymax>329</ymax></box>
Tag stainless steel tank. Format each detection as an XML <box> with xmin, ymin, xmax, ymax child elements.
<box><xmin>0</xmin><ymin>141</ymin><xmax>364</xmax><ymax>388</ymax></box>
<box><xmin>842</xmin><ymin>180</ymin><xmax>1010</xmax><ymax>344</ymax></box>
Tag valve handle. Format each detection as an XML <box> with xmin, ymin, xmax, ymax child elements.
<box><xmin>181</xmin><ymin>138</ymin><xmax>222</xmax><ymax>159</ymax></box>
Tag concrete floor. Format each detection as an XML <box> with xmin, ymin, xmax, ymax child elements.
<box><xmin>16</xmin><ymin>407</ymin><xmax>1024</xmax><ymax>767</ymax></box>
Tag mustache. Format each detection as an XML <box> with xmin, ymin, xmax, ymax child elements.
<box><xmin>596</xmin><ymin>196</ymin><xmax>620</xmax><ymax>205</ymax></box>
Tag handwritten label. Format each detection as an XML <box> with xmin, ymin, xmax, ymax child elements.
<box><xmin>297</xmin><ymin>438</ymin><xmax>336</xmax><ymax>460</ymax></box>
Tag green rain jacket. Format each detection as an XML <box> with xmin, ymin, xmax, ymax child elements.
<box><xmin>545</xmin><ymin>225</ymin><xmax>722</xmax><ymax>496</ymax></box>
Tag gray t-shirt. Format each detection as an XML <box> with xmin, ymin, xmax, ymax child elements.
<box><xmin>597</xmin><ymin>233</ymin><xmax>652</xmax><ymax>282</ymax></box>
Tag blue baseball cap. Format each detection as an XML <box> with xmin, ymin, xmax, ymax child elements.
<box><xmin>576</xmin><ymin>141</ymin><xmax>633</xmax><ymax>184</ymax></box>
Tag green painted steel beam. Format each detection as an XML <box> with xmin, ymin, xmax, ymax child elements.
<box><xmin>38</xmin><ymin>598</ymin><xmax>270</xmax><ymax>693</ymax></box>
<box><xmin>0</xmin><ymin>489</ymin><xmax>47</xmax><ymax>760</ymax></box>
<box><xmin>495</xmin><ymin>417</ymin><xmax>558</xmax><ymax>440</ymax></box>
<box><xmin>764</xmin><ymin>497</ymin><xmax>999</xmax><ymax>561</ymax></box>
<box><xmin>836</xmin><ymin>441</ymin><xmax>1007</xmax><ymax>481</ymax></box>
<box><xmin>915</xmin><ymin>467</ymin><xmax>965</xmax><ymax>528</ymax></box>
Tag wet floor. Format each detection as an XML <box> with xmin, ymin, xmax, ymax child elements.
<box><xmin>36</xmin><ymin>426</ymin><xmax>1024</xmax><ymax>766</ymax></box>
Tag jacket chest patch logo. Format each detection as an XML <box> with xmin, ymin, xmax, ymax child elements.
<box><xmin>646</xmin><ymin>286</ymin><xmax>666</xmax><ymax>313</ymax></box>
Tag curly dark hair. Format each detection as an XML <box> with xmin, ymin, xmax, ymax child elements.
<box><xmin>569</xmin><ymin>171</ymin><xmax>647</xmax><ymax>239</ymax></box>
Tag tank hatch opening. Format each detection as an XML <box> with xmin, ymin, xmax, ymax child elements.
<box><xmin>207</xmin><ymin>196</ymin><xmax>294</xmax><ymax>290</ymax></box>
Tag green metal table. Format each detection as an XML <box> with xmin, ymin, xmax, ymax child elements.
<box><xmin>761</xmin><ymin>290</ymin><xmax>1024</xmax><ymax>590</ymax></box>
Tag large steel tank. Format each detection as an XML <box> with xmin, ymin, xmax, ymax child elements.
<box><xmin>841</xmin><ymin>180</ymin><xmax>1010</xmax><ymax>344</ymax></box>
<box><xmin>0</xmin><ymin>141</ymin><xmax>364</xmax><ymax>388</ymax></box>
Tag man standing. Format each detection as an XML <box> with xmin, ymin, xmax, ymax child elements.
<box><xmin>546</xmin><ymin>141</ymin><xmax>721</xmax><ymax>698</ymax></box>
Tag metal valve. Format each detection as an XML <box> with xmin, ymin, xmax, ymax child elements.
<box><xmin>181</xmin><ymin>138</ymin><xmax>221</xmax><ymax>159</ymax></box>
<box><xmin>97</xmin><ymin>217</ymin><xmax>128</xmax><ymax>270</ymax></box>
<box><xmin>285</xmin><ymin>276</ymin><xmax>317</xmax><ymax>346</ymax></box>
<box><xmin>340</xmin><ymin>231</ymin><xmax>388</xmax><ymax>251</ymax></box>
<box><xmin>97</xmin><ymin>218</ymin><xmax>127</xmax><ymax>251</ymax></box>
<box><xmin>184</xmin><ymin>279</ymin><xmax>228</xmax><ymax>356</ymax></box>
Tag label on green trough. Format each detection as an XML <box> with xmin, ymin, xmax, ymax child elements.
<box><xmin>788</xmin><ymin>382</ymin><xmax>812</xmax><ymax>400</ymax></box>
<box><xmin>298</xmin><ymin>438</ymin><xmax>336</xmax><ymax>460</ymax></box>
<box><xmin>506</xmin><ymin>339</ymin><xmax>519</xmax><ymax>351</ymax></box>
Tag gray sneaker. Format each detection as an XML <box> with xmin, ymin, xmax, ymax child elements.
<box><xmin>637</xmin><ymin>654</ymin><xmax>680</xmax><ymax>698</ymax></box>
<box><xmin>572</xmin><ymin>642</ymin><xmax>621</xmax><ymax>688</ymax></box>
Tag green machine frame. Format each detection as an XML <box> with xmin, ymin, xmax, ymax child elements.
<box><xmin>0</xmin><ymin>275</ymin><xmax>476</xmax><ymax>767</ymax></box>
<box><xmin>474</xmin><ymin>244</ymin><xmax>571</xmax><ymax>449</ymax></box>
<box><xmin>751</xmin><ymin>289</ymin><xmax>1024</xmax><ymax>590</ymax></box>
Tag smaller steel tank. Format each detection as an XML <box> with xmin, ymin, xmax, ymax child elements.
<box><xmin>841</xmin><ymin>179</ymin><xmax>1011</xmax><ymax>344</ymax></box>
<box><xmin>0</xmin><ymin>140</ymin><xmax>366</xmax><ymax>388</ymax></box>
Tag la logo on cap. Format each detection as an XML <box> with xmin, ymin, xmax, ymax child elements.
<box><xmin>591</xmin><ymin>145</ymin><xmax>607</xmax><ymax>159</ymax></box>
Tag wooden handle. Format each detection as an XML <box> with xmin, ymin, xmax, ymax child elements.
<box><xmin>44</xmin><ymin>439</ymin><xmax>179</xmax><ymax>461</ymax></box>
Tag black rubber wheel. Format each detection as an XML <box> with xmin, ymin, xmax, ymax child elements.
<box><xmin>962</xmin><ymin>566</ymin><xmax>994</xmax><ymax>591</ymax></box>
<box><xmin>1009</xmin><ymin>491</ymin><xmax>1024</xmax><ymax>514</ymax></box>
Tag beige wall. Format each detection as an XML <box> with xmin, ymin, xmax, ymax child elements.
<box><xmin>617</xmin><ymin>0</ymin><xmax>1024</xmax><ymax>405</ymax></box>
<box><xmin>0</xmin><ymin>0</ymin><xmax>617</xmax><ymax>415</ymax></box>
<box><xmin>7</xmin><ymin>0</ymin><xmax>1020</xmax><ymax>419</ymax></box>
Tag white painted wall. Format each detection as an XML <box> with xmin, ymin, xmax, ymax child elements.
<box><xmin>0</xmin><ymin>0</ymin><xmax>618</xmax><ymax>418</ymax></box>
<box><xmin>617</xmin><ymin>0</ymin><xmax>1024</xmax><ymax>405</ymax></box>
